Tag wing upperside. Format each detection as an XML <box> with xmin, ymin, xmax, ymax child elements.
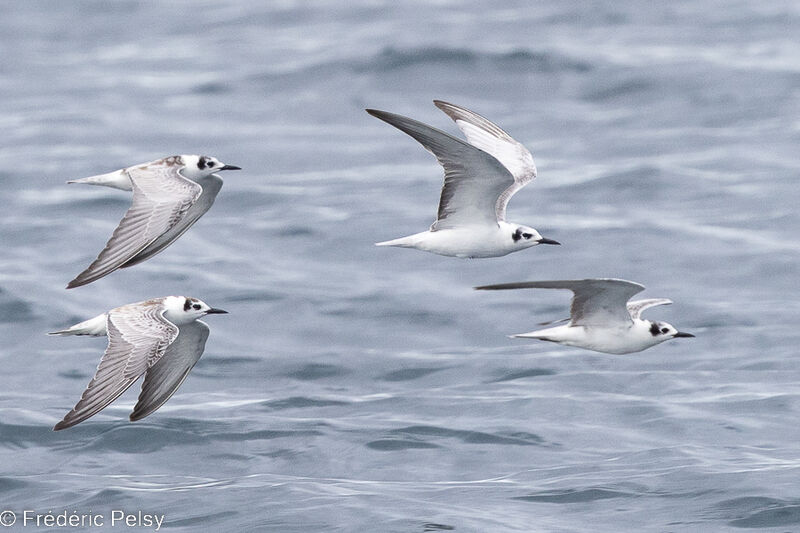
<box><xmin>66</xmin><ymin>164</ymin><xmax>202</xmax><ymax>288</ymax></box>
<box><xmin>433</xmin><ymin>100</ymin><xmax>537</xmax><ymax>221</ymax></box>
<box><xmin>53</xmin><ymin>301</ymin><xmax>179</xmax><ymax>430</ymax></box>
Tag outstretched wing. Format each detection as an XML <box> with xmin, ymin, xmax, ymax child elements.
<box><xmin>53</xmin><ymin>300</ymin><xmax>179</xmax><ymax>430</ymax></box>
<box><xmin>367</xmin><ymin>108</ymin><xmax>514</xmax><ymax>230</ymax></box>
<box><xmin>67</xmin><ymin>157</ymin><xmax>202</xmax><ymax>288</ymax></box>
<box><xmin>476</xmin><ymin>278</ymin><xmax>645</xmax><ymax>327</ymax></box>
<box><xmin>627</xmin><ymin>298</ymin><xmax>672</xmax><ymax>320</ymax></box>
<box><xmin>434</xmin><ymin>100</ymin><xmax>536</xmax><ymax>221</ymax></box>
<box><xmin>129</xmin><ymin>320</ymin><xmax>210</xmax><ymax>421</ymax></box>
<box><xmin>121</xmin><ymin>174</ymin><xmax>222</xmax><ymax>268</ymax></box>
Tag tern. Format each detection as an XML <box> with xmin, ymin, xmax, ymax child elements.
<box><xmin>367</xmin><ymin>100</ymin><xmax>559</xmax><ymax>258</ymax></box>
<box><xmin>49</xmin><ymin>296</ymin><xmax>227</xmax><ymax>430</ymax></box>
<box><xmin>66</xmin><ymin>155</ymin><xmax>240</xmax><ymax>288</ymax></box>
<box><xmin>476</xmin><ymin>278</ymin><xmax>694</xmax><ymax>354</ymax></box>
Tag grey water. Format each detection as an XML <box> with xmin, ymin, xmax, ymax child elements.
<box><xmin>1</xmin><ymin>1</ymin><xmax>798</xmax><ymax>531</ymax></box>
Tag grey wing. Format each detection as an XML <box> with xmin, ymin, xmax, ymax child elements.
<box><xmin>53</xmin><ymin>301</ymin><xmax>179</xmax><ymax>430</ymax></box>
<box><xmin>366</xmin><ymin>108</ymin><xmax>515</xmax><ymax>229</ymax></box>
<box><xmin>537</xmin><ymin>317</ymin><xmax>571</xmax><ymax>326</ymax></box>
<box><xmin>475</xmin><ymin>278</ymin><xmax>645</xmax><ymax>327</ymax></box>
<box><xmin>67</xmin><ymin>159</ymin><xmax>202</xmax><ymax>288</ymax></box>
<box><xmin>130</xmin><ymin>320</ymin><xmax>209</xmax><ymax>421</ymax></box>
<box><xmin>627</xmin><ymin>298</ymin><xmax>672</xmax><ymax>320</ymax></box>
<box><xmin>121</xmin><ymin>174</ymin><xmax>222</xmax><ymax>268</ymax></box>
<box><xmin>434</xmin><ymin>100</ymin><xmax>536</xmax><ymax>221</ymax></box>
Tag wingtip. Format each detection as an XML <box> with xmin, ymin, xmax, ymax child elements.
<box><xmin>365</xmin><ymin>108</ymin><xmax>390</xmax><ymax>120</ymax></box>
<box><xmin>66</xmin><ymin>276</ymin><xmax>84</xmax><ymax>289</ymax></box>
<box><xmin>433</xmin><ymin>99</ymin><xmax>459</xmax><ymax>118</ymax></box>
<box><xmin>66</xmin><ymin>273</ymin><xmax>94</xmax><ymax>289</ymax></box>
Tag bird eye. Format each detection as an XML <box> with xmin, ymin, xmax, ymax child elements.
<box><xmin>522</xmin><ymin>233</ymin><xmax>533</xmax><ymax>239</ymax></box>
<box><xmin>661</xmin><ymin>327</ymin><xmax>669</xmax><ymax>334</ymax></box>
<box><xmin>193</xmin><ymin>304</ymin><xmax>201</xmax><ymax>310</ymax></box>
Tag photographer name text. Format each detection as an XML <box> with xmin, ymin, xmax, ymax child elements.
<box><xmin>9</xmin><ymin>510</ymin><xmax>163</xmax><ymax>530</ymax></box>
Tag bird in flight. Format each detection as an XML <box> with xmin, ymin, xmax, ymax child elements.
<box><xmin>50</xmin><ymin>295</ymin><xmax>228</xmax><ymax>430</ymax></box>
<box><xmin>476</xmin><ymin>278</ymin><xmax>694</xmax><ymax>354</ymax></box>
<box><xmin>66</xmin><ymin>155</ymin><xmax>240</xmax><ymax>288</ymax></box>
<box><xmin>367</xmin><ymin>100</ymin><xmax>559</xmax><ymax>258</ymax></box>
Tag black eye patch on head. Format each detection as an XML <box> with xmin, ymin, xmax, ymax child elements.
<box><xmin>512</xmin><ymin>228</ymin><xmax>522</xmax><ymax>242</ymax></box>
<box><xmin>198</xmin><ymin>156</ymin><xmax>208</xmax><ymax>170</ymax></box>
<box><xmin>184</xmin><ymin>298</ymin><xmax>192</xmax><ymax>311</ymax></box>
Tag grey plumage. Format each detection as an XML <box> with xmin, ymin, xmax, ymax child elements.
<box><xmin>52</xmin><ymin>296</ymin><xmax>225</xmax><ymax>430</ymax></box>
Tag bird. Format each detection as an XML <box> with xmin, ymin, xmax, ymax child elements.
<box><xmin>49</xmin><ymin>296</ymin><xmax>228</xmax><ymax>430</ymax></box>
<box><xmin>475</xmin><ymin>278</ymin><xmax>694</xmax><ymax>354</ymax></box>
<box><xmin>366</xmin><ymin>100</ymin><xmax>559</xmax><ymax>258</ymax></box>
<box><xmin>65</xmin><ymin>155</ymin><xmax>241</xmax><ymax>289</ymax></box>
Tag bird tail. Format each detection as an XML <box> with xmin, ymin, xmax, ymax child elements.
<box><xmin>511</xmin><ymin>328</ymin><xmax>558</xmax><ymax>342</ymax></box>
<box><xmin>512</xmin><ymin>331</ymin><xmax>546</xmax><ymax>339</ymax></box>
<box><xmin>48</xmin><ymin>313</ymin><xmax>108</xmax><ymax>337</ymax></box>
<box><xmin>67</xmin><ymin>169</ymin><xmax>132</xmax><ymax>191</ymax></box>
<box><xmin>375</xmin><ymin>236</ymin><xmax>416</xmax><ymax>248</ymax></box>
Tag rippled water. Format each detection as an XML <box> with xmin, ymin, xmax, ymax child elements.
<box><xmin>1</xmin><ymin>1</ymin><xmax>799</xmax><ymax>531</ymax></box>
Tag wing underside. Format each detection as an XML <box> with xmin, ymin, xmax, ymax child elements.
<box><xmin>367</xmin><ymin>108</ymin><xmax>515</xmax><ymax>229</ymax></box>
<box><xmin>476</xmin><ymin>278</ymin><xmax>646</xmax><ymax>326</ymax></box>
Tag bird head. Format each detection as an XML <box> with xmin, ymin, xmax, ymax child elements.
<box><xmin>180</xmin><ymin>155</ymin><xmax>241</xmax><ymax>178</ymax></box>
<box><xmin>510</xmin><ymin>225</ymin><xmax>560</xmax><ymax>248</ymax></box>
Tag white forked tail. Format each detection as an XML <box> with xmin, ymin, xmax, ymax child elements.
<box><xmin>67</xmin><ymin>169</ymin><xmax>132</xmax><ymax>191</ymax></box>
<box><xmin>48</xmin><ymin>313</ymin><xmax>108</xmax><ymax>337</ymax></box>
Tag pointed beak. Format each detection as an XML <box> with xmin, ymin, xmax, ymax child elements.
<box><xmin>673</xmin><ymin>331</ymin><xmax>694</xmax><ymax>338</ymax></box>
<box><xmin>205</xmin><ymin>308</ymin><xmax>228</xmax><ymax>315</ymax></box>
<box><xmin>219</xmin><ymin>164</ymin><xmax>241</xmax><ymax>171</ymax></box>
<box><xmin>537</xmin><ymin>237</ymin><xmax>561</xmax><ymax>245</ymax></box>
